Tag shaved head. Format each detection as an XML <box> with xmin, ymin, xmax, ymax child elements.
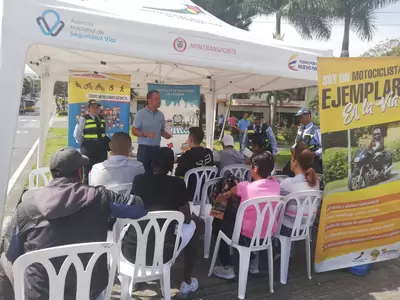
<box><xmin>110</xmin><ymin>132</ymin><xmax>132</xmax><ymax>156</ymax></box>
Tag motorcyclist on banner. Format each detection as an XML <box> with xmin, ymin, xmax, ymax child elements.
<box><xmin>281</xmin><ymin>108</ymin><xmax>323</xmax><ymax>176</ymax></box>
<box><xmin>244</xmin><ymin>116</ymin><xmax>277</xmax><ymax>155</ymax></box>
<box><xmin>368</xmin><ymin>128</ymin><xmax>385</xmax><ymax>171</ymax></box>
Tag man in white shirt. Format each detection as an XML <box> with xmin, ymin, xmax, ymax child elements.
<box><xmin>90</xmin><ymin>132</ymin><xmax>144</xmax><ymax>187</ymax></box>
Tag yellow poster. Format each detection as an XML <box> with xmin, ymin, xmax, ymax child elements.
<box><xmin>67</xmin><ymin>72</ymin><xmax>131</xmax><ymax>148</ymax></box>
<box><xmin>315</xmin><ymin>57</ymin><xmax>400</xmax><ymax>272</ymax></box>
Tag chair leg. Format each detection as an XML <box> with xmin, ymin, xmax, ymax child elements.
<box><xmin>279</xmin><ymin>236</ymin><xmax>292</xmax><ymax>284</ymax></box>
<box><xmin>208</xmin><ymin>233</ymin><xmax>222</xmax><ymax>276</ymax></box>
<box><xmin>268</xmin><ymin>248</ymin><xmax>274</xmax><ymax>293</ymax></box>
<box><xmin>204</xmin><ymin>218</ymin><xmax>213</xmax><ymax>259</ymax></box>
<box><xmin>237</xmin><ymin>250</ymin><xmax>251</xmax><ymax>300</ymax></box>
<box><xmin>161</xmin><ymin>267</ymin><xmax>172</xmax><ymax>300</ymax></box>
<box><xmin>306</xmin><ymin>235</ymin><xmax>312</xmax><ymax>280</ymax></box>
<box><xmin>120</xmin><ymin>274</ymin><xmax>134</xmax><ymax>300</ymax></box>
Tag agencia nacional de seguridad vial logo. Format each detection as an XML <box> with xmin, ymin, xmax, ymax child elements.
<box><xmin>37</xmin><ymin>9</ymin><xmax>65</xmax><ymax>37</ymax></box>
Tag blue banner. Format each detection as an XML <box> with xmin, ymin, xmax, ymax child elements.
<box><xmin>68</xmin><ymin>101</ymin><xmax>130</xmax><ymax>148</ymax></box>
<box><xmin>147</xmin><ymin>84</ymin><xmax>201</xmax><ymax>154</ymax></box>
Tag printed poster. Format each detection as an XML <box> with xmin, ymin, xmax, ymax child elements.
<box><xmin>68</xmin><ymin>73</ymin><xmax>131</xmax><ymax>148</ymax></box>
<box><xmin>147</xmin><ymin>84</ymin><xmax>200</xmax><ymax>154</ymax></box>
<box><xmin>315</xmin><ymin>57</ymin><xmax>400</xmax><ymax>272</ymax></box>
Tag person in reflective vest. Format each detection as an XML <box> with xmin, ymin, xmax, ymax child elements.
<box><xmin>74</xmin><ymin>99</ymin><xmax>109</xmax><ymax>184</ymax></box>
<box><xmin>293</xmin><ymin>108</ymin><xmax>322</xmax><ymax>173</ymax></box>
<box><xmin>245</xmin><ymin>116</ymin><xmax>278</xmax><ymax>155</ymax></box>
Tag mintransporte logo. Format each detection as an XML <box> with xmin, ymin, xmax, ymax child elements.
<box><xmin>37</xmin><ymin>10</ymin><xmax>65</xmax><ymax>37</ymax></box>
<box><xmin>143</xmin><ymin>4</ymin><xmax>203</xmax><ymax>15</ymax></box>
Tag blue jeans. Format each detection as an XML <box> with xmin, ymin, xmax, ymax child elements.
<box><xmin>239</xmin><ymin>133</ymin><xmax>246</xmax><ymax>150</ymax></box>
<box><xmin>137</xmin><ymin>145</ymin><xmax>160</xmax><ymax>173</ymax></box>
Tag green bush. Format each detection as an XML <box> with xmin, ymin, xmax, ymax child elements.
<box><xmin>386</xmin><ymin>140</ymin><xmax>400</xmax><ymax>162</ymax></box>
<box><xmin>281</xmin><ymin>125</ymin><xmax>298</xmax><ymax>145</ymax></box>
<box><xmin>58</xmin><ymin>110</ymin><xmax>68</xmax><ymax>116</ymax></box>
<box><xmin>323</xmin><ymin>147</ymin><xmax>357</xmax><ymax>182</ymax></box>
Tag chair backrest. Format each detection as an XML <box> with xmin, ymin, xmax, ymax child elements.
<box><xmin>199</xmin><ymin>177</ymin><xmax>223</xmax><ymax>217</ymax></box>
<box><xmin>114</xmin><ymin>211</ymin><xmax>184</xmax><ymax>280</ymax></box>
<box><xmin>232</xmin><ymin>196</ymin><xmax>285</xmax><ymax>250</ymax></box>
<box><xmin>272</xmin><ymin>175</ymin><xmax>289</xmax><ymax>183</ymax></box>
<box><xmin>106</xmin><ymin>183</ymin><xmax>133</xmax><ymax>196</ymax></box>
<box><xmin>184</xmin><ymin>166</ymin><xmax>218</xmax><ymax>204</ymax></box>
<box><xmin>28</xmin><ymin>167</ymin><xmax>52</xmax><ymax>189</ymax></box>
<box><xmin>13</xmin><ymin>242</ymin><xmax>118</xmax><ymax>300</ymax></box>
<box><xmin>220</xmin><ymin>164</ymin><xmax>251</xmax><ymax>182</ymax></box>
<box><xmin>281</xmin><ymin>190</ymin><xmax>323</xmax><ymax>239</ymax></box>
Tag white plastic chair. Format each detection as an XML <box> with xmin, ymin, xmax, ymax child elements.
<box><xmin>272</xmin><ymin>175</ymin><xmax>289</xmax><ymax>183</ymax></box>
<box><xmin>113</xmin><ymin>211</ymin><xmax>185</xmax><ymax>300</ymax></box>
<box><xmin>13</xmin><ymin>242</ymin><xmax>119</xmax><ymax>300</ymax></box>
<box><xmin>208</xmin><ymin>196</ymin><xmax>285</xmax><ymax>299</ymax></box>
<box><xmin>183</xmin><ymin>166</ymin><xmax>218</xmax><ymax>207</ymax></box>
<box><xmin>277</xmin><ymin>190</ymin><xmax>323</xmax><ymax>284</ymax></box>
<box><xmin>28</xmin><ymin>167</ymin><xmax>52</xmax><ymax>189</ymax></box>
<box><xmin>191</xmin><ymin>177</ymin><xmax>222</xmax><ymax>259</ymax></box>
<box><xmin>220</xmin><ymin>164</ymin><xmax>251</xmax><ymax>182</ymax></box>
<box><xmin>107</xmin><ymin>183</ymin><xmax>133</xmax><ymax>196</ymax></box>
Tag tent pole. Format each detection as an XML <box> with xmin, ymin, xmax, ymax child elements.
<box><xmin>219</xmin><ymin>94</ymin><xmax>232</xmax><ymax>141</ymax></box>
<box><xmin>37</xmin><ymin>75</ymin><xmax>54</xmax><ymax>168</ymax></box>
<box><xmin>205</xmin><ymin>79</ymin><xmax>216</xmax><ymax>149</ymax></box>
<box><xmin>0</xmin><ymin>44</ymin><xmax>26</xmax><ymax>235</ymax></box>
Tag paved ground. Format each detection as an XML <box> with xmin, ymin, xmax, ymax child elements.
<box><xmin>110</xmin><ymin>237</ymin><xmax>400</xmax><ymax>300</ymax></box>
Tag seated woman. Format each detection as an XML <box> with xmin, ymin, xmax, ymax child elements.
<box><xmin>280</xmin><ymin>142</ymin><xmax>320</xmax><ymax>237</ymax></box>
<box><xmin>211</xmin><ymin>151</ymin><xmax>280</xmax><ymax>279</ymax></box>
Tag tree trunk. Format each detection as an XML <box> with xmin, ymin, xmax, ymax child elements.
<box><xmin>341</xmin><ymin>16</ymin><xmax>351</xmax><ymax>57</ymax></box>
<box><xmin>274</xmin><ymin>14</ymin><xmax>282</xmax><ymax>40</ymax></box>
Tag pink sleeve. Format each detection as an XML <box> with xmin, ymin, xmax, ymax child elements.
<box><xmin>236</xmin><ymin>181</ymin><xmax>248</xmax><ymax>198</ymax></box>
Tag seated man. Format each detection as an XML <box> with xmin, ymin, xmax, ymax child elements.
<box><xmin>90</xmin><ymin>132</ymin><xmax>144</xmax><ymax>186</ymax></box>
<box><xmin>213</xmin><ymin>134</ymin><xmax>245</xmax><ymax>172</ymax></box>
<box><xmin>125</xmin><ymin>147</ymin><xmax>199</xmax><ymax>296</ymax></box>
<box><xmin>175</xmin><ymin>127</ymin><xmax>214</xmax><ymax>200</ymax></box>
<box><xmin>0</xmin><ymin>147</ymin><xmax>147</xmax><ymax>300</ymax></box>
<box><xmin>211</xmin><ymin>151</ymin><xmax>280</xmax><ymax>279</ymax></box>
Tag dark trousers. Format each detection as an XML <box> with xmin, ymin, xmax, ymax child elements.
<box><xmin>0</xmin><ymin>255</ymin><xmax>14</xmax><ymax>300</ymax></box>
<box><xmin>80</xmin><ymin>139</ymin><xmax>108</xmax><ymax>184</ymax></box>
<box><xmin>137</xmin><ymin>145</ymin><xmax>160</xmax><ymax>174</ymax></box>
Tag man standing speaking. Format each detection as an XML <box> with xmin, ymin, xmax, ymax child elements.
<box><xmin>132</xmin><ymin>90</ymin><xmax>172</xmax><ymax>173</ymax></box>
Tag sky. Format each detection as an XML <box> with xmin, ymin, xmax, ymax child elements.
<box><xmin>249</xmin><ymin>3</ymin><xmax>400</xmax><ymax>57</ymax></box>
<box><xmin>25</xmin><ymin>3</ymin><xmax>400</xmax><ymax>74</ymax></box>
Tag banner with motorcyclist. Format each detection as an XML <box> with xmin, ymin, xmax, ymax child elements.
<box><xmin>315</xmin><ymin>57</ymin><xmax>400</xmax><ymax>272</ymax></box>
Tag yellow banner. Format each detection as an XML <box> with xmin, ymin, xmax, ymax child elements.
<box><xmin>315</xmin><ymin>57</ymin><xmax>400</xmax><ymax>273</ymax></box>
<box><xmin>68</xmin><ymin>72</ymin><xmax>130</xmax><ymax>103</ymax></box>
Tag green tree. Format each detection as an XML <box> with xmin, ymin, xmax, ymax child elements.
<box><xmin>244</xmin><ymin>0</ymin><xmax>331</xmax><ymax>40</ymax></box>
<box><xmin>53</xmin><ymin>81</ymin><xmax>68</xmax><ymax>111</ymax></box>
<box><xmin>327</xmin><ymin>0</ymin><xmax>400</xmax><ymax>57</ymax></box>
<box><xmin>362</xmin><ymin>38</ymin><xmax>400</xmax><ymax>57</ymax></box>
<box><xmin>22</xmin><ymin>77</ymin><xmax>31</xmax><ymax>96</ymax></box>
<box><xmin>193</xmin><ymin>0</ymin><xmax>257</xmax><ymax>30</ymax></box>
<box><xmin>259</xmin><ymin>90</ymin><xmax>292</xmax><ymax>127</ymax></box>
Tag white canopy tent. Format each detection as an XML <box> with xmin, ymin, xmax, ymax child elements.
<box><xmin>0</xmin><ymin>0</ymin><xmax>332</xmax><ymax>227</ymax></box>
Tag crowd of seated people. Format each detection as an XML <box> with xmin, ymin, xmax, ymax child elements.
<box><xmin>0</xmin><ymin>125</ymin><xmax>320</xmax><ymax>299</ymax></box>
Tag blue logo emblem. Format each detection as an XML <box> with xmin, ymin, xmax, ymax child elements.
<box><xmin>37</xmin><ymin>10</ymin><xmax>65</xmax><ymax>37</ymax></box>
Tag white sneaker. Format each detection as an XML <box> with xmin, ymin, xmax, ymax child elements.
<box><xmin>249</xmin><ymin>259</ymin><xmax>260</xmax><ymax>274</ymax></box>
<box><xmin>180</xmin><ymin>278</ymin><xmax>199</xmax><ymax>296</ymax></box>
<box><xmin>213</xmin><ymin>265</ymin><xmax>236</xmax><ymax>279</ymax></box>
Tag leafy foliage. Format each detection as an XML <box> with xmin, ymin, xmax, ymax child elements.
<box><xmin>362</xmin><ymin>38</ymin><xmax>400</xmax><ymax>57</ymax></box>
<box><xmin>22</xmin><ymin>77</ymin><xmax>31</xmax><ymax>96</ymax></box>
<box><xmin>281</xmin><ymin>125</ymin><xmax>298</xmax><ymax>145</ymax></box>
<box><xmin>193</xmin><ymin>0</ymin><xmax>257</xmax><ymax>30</ymax></box>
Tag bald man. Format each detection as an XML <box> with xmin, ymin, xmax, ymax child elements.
<box><xmin>90</xmin><ymin>132</ymin><xmax>145</xmax><ymax>187</ymax></box>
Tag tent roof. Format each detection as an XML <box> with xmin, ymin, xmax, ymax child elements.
<box><xmin>18</xmin><ymin>0</ymin><xmax>332</xmax><ymax>93</ymax></box>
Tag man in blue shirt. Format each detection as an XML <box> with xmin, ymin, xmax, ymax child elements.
<box><xmin>237</xmin><ymin>113</ymin><xmax>251</xmax><ymax>150</ymax></box>
<box><xmin>131</xmin><ymin>90</ymin><xmax>172</xmax><ymax>173</ymax></box>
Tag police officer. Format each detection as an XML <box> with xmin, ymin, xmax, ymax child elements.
<box><xmin>293</xmin><ymin>107</ymin><xmax>322</xmax><ymax>173</ymax></box>
<box><xmin>74</xmin><ymin>99</ymin><xmax>109</xmax><ymax>184</ymax></box>
<box><xmin>245</xmin><ymin>116</ymin><xmax>278</xmax><ymax>155</ymax></box>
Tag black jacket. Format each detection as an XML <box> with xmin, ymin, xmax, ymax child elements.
<box><xmin>2</xmin><ymin>177</ymin><xmax>140</xmax><ymax>300</ymax></box>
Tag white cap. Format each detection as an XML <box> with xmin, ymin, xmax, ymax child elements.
<box><xmin>221</xmin><ymin>135</ymin><xmax>234</xmax><ymax>147</ymax></box>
